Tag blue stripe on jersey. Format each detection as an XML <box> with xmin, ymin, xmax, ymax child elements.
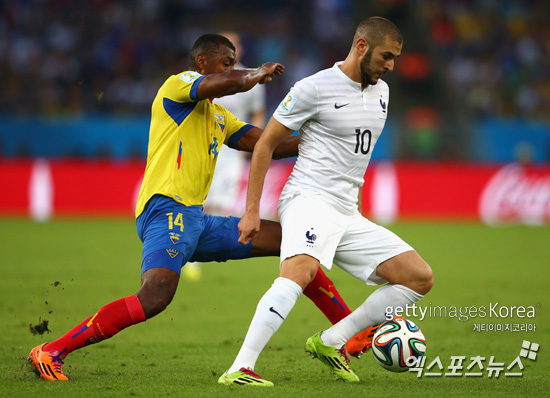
<box><xmin>163</xmin><ymin>98</ymin><xmax>198</xmax><ymax>126</ymax></box>
<box><xmin>227</xmin><ymin>124</ymin><xmax>254</xmax><ymax>149</ymax></box>
<box><xmin>189</xmin><ymin>75</ymin><xmax>205</xmax><ymax>101</ymax></box>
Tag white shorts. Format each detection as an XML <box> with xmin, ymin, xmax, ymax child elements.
<box><xmin>278</xmin><ymin>193</ymin><xmax>413</xmax><ymax>285</ymax></box>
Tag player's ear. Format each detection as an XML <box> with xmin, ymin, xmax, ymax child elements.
<box><xmin>195</xmin><ymin>54</ymin><xmax>207</xmax><ymax>72</ymax></box>
<box><xmin>356</xmin><ymin>38</ymin><xmax>369</xmax><ymax>56</ymax></box>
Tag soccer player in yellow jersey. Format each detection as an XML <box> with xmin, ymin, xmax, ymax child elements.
<box><xmin>28</xmin><ymin>34</ymin><xmax>368</xmax><ymax>382</ymax></box>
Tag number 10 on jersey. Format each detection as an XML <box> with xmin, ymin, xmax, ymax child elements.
<box><xmin>354</xmin><ymin>129</ymin><xmax>372</xmax><ymax>155</ymax></box>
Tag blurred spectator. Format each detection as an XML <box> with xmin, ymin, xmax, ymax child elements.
<box><xmin>1</xmin><ymin>0</ymin><xmax>547</xmax><ymax>163</ymax></box>
<box><xmin>402</xmin><ymin>106</ymin><xmax>442</xmax><ymax>160</ymax></box>
<box><xmin>0</xmin><ymin>0</ymin><xmax>352</xmax><ymax>117</ymax></box>
<box><xmin>418</xmin><ymin>0</ymin><xmax>550</xmax><ymax>119</ymax></box>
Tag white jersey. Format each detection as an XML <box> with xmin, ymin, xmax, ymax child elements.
<box><xmin>274</xmin><ymin>62</ymin><xmax>390</xmax><ymax>214</ymax></box>
<box><xmin>215</xmin><ymin>63</ymin><xmax>266</xmax><ymax>122</ymax></box>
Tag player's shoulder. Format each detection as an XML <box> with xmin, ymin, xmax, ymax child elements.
<box><xmin>162</xmin><ymin>71</ymin><xmax>203</xmax><ymax>88</ymax></box>
<box><xmin>300</xmin><ymin>67</ymin><xmax>335</xmax><ymax>85</ymax></box>
<box><xmin>371</xmin><ymin>78</ymin><xmax>390</xmax><ymax>94</ymax></box>
<box><xmin>291</xmin><ymin>67</ymin><xmax>335</xmax><ymax>96</ymax></box>
<box><xmin>176</xmin><ymin>71</ymin><xmax>203</xmax><ymax>84</ymax></box>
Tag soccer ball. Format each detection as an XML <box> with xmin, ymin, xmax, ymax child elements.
<box><xmin>372</xmin><ymin>317</ymin><xmax>426</xmax><ymax>372</ymax></box>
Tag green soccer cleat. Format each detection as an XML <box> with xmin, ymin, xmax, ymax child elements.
<box><xmin>305</xmin><ymin>332</ymin><xmax>360</xmax><ymax>382</ymax></box>
<box><xmin>218</xmin><ymin>368</ymin><xmax>274</xmax><ymax>387</ymax></box>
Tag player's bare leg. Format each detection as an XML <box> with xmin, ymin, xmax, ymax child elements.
<box><xmin>317</xmin><ymin>251</ymin><xmax>432</xmax><ymax>358</ymax></box>
<box><xmin>248</xmin><ymin>219</ymin><xmax>281</xmax><ymax>257</ymax></box>
<box><xmin>346</xmin><ymin>251</ymin><xmax>433</xmax><ymax>357</ymax></box>
<box><xmin>376</xmin><ymin>250</ymin><xmax>433</xmax><ymax>295</ymax></box>
<box><xmin>28</xmin><ymin>267</ymin><xmax>177</xmax><ymax>380</ymax></box>
<box><xmin>137</xmin><ymin>267</ymin><xmax>180</xmax><ymax>318</ymax></box>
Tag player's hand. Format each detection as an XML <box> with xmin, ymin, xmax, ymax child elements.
<box><xmin>238</xmin><ymin>210</ymin><xmax>261</xmax><ymax>245</ymax></box>
<box><xmin>259</xmin><ymin>63</ymin><xmax>285</xmax><ymax>84</ymax></box>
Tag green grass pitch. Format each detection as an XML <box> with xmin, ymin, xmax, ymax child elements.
<box><xmin>1</xmin><ymin>218</ymin><xmax>548</xmax><ymax>397</ymax></box>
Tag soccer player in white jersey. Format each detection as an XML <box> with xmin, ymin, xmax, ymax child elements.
<box><xmin>219</xmin><ymin>17</ymin><xmax>433</xmax><ymax>386</ymax></box>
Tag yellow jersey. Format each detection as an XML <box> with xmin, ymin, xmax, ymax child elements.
<box><xmin>136</xmin><ymin>71</ymin><xmax>252</xmax><ymax>217</ymax></box>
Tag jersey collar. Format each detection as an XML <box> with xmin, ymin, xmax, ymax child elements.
<box><xmin>333</xmin><ymin>61</ymin><xmax>362</xmax><ymax>91</ymax></box>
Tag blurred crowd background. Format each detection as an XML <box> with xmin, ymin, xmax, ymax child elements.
<box><xmin>0</xmin><ymin>0</ymin><xmax>548</xmax><ymax>161</ymax></box>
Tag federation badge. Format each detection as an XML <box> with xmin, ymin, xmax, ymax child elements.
<box><xmin>169</xmin><ymin>232</ymin><xmax>181</xmax><ymax>244</ymax></box>
<box><xmin>305</xmin><ymin>228</ymin><xmax>317</xmax><ymax>246</ymax></box>
<box><xmin>214</xmin><ymin>113</ymin><xmax>226</xmax><ymax>132</ymax></box>
<box><xmin>166</xmin><ymin>249</ymin><xmax>180</xmax><ymax>258</ymax></box>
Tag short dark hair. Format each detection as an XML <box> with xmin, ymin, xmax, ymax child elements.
<box><xmin>354</xmin><ymin>17</ymin><xmax>403</xmax><ymax>49</ymax></box>
<box><xmin>189</xmin><ymin>34</ymin><xmax>235</xmax><ymax>68</ymax></box>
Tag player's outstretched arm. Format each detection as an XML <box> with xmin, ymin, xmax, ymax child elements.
<box><xmin>234</xmin><ymin>126</ymin><xmax>299</xmax><ymax>159</ymax></box>
<box><xmin>197</xmin><ymin>63</ymin><xmax>284</xmax><ymax>100</ymax></box>
<box><xmin>238</xmin><ymin>117</ymin><xmax>294</xmax><ymax>245</ymax></box>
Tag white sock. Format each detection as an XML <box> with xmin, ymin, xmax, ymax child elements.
<box><xmin>321</xmin><ymin>284</ymin><xmax>423</xmax><ymax>347</ymax></box>
<box><xmin>227</xmin><ymin>277</ymin><xmax>302</xmax><ymax>373</ymax></box>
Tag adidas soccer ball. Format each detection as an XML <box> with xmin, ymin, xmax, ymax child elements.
<box><xmin>372</xmin><ymin>317</ymin><xmax>426</xmax><ymax>372</ymax></box>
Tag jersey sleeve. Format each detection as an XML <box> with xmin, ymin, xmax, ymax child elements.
<box><xmin>162</xmin><ymin>71</ymin><xmax>205</xmax><ymax>103</ymax></box>
<box><xmin>222</xmin><ymin>107</ymin><xmax>254</xmax><ymax>149</ymax></box>
<box><xmin>273</xmin><ymin>77</ymin><xmax>318</xmax><ymax>131</ymax></box>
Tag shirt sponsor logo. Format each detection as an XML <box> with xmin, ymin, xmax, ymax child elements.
<box><xmin>279</xmin><ymin>93</ymin><xmax>297</xmax><ymax>114</ymax></box>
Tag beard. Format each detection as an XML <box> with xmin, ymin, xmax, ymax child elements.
<box><xmin>360</xmin><ymin>48</ymin><xmax>378</xmax><ymax>86</ymax></box>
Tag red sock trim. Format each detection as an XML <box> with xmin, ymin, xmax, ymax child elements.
<box><xmin>304</xmin><ymin>267</ymin><xmax>352</xmax><ymax>324</ymax></box>
<box><xmin>125</xmin><ymin>294</ymin><xmax>146</xmax><ymax>323</ymax></box>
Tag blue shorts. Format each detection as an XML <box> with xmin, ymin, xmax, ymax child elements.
<box><xmin>136</xmin><ymin>195</ymin><xmax>252</xmax><ymax>274</ymax></box>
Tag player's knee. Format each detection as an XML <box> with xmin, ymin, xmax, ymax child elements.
<box><xmin>138</xmin><ymin>289</ymin><xmax>174</xmax><ymax>319</ymax></box>
<box><xmin>280</xmin><ymin>256</ymin><xmax>319</xmax><ymax>290</ymax></box>
<box><xmin>302</xmin><ymin>268</ymin><xmax>318</xmax><ymax>289</ymax></box>
<box><xmin>138</xmin><ymin>269</ymin><xmax>179</xmax><ymax>318</ymax></box>
<box><xmin>414</xmin><ymin>263</ymin><xmax>433</xmax><ymax>296</ymax></box>
<box><xmin>148</xmin><ymin>294</ymin><xmax>174</xmax><ymax>318</ymax></box>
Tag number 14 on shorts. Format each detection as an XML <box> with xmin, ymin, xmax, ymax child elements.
<box><xmin>166</xmin><ymin>212</ymin><xmax>184</xmax><ymax>232</ymax></box>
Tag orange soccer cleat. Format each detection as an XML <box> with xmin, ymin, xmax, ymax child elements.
<box><xmin>345</xmin><ymin>323</ymin><xmax>382</xmax><ymax>358</ymax></box>
<box><xmin>28</xmin><ymin>343</ymin><xmax>68</xmax><ymax>381</ymax></box>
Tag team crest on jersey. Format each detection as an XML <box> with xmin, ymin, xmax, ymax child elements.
<box><xmin>169</xmin><ymin>232</ymin><xmax>181</xmax><ymax>244</ymax></box>
<box><xmin>279</xmin><ymin>93</ymin><xmax>296</xmax><ymax>114</ymax></box>
<box><xmin>380</xmin><ymin>97</ymin><xmax>387</xmax><ymax>113</ymax></box>
<box><xmin>180</xmin><ymin>71</ymin><xmax>201</xmax><ymax>83</ymax></box>
<box><xmin>214</xmin><ymin>113</ymin><xmax>226</xmax><ymax>132</ymax></box>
